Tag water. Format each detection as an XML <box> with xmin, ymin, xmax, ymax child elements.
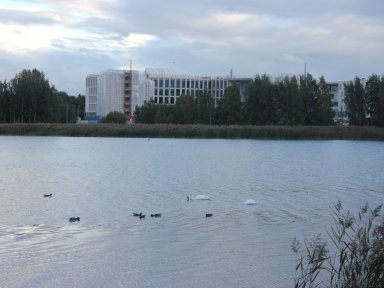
<box><xmin>0</xmin><ymin>136</ymin><xmax>383</xmax><ymax>288</ymax></box>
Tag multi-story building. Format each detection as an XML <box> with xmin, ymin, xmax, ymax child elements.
<box><xmin>85</xmin><ymin>70</ymin><xmax>153</xmax><ymax>120</ymax></box>
<box><xmin>144</xmin><ymin>68</ymin><xmax>232</xmax><ymax>107</ymax></box>
<box><xmin>85</xmin><ymin>68</ymin><xmax>250</xmax><ymax>120</ymax></box>
<box><xmin>327</xmin><ymin>81</ymin><xmax>348</xmax><ymax>124</ymax></box>
<box><xmin>85</xmin><ymin>68</ymin><xmax>358</xmax><ymax>125</ymax></box>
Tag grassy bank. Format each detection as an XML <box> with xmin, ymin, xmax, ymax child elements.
<box><xmin>0</xmin><ymin>123</ymin><xmax>384</xmax><ymax>140</ymax></box>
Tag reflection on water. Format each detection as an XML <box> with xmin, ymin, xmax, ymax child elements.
<box><xmin>0</xmin><ymin>136</ymin><xmax>383</xmax><ymax>288</ymax></box>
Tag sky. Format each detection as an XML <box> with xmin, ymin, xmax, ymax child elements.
<box><xmin>0</xmin><ymin>0</ymin><xmax>383</xmax><ymax>96</ymax></box>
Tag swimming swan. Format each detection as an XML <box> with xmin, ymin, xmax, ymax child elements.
<box><xmin>244</xmin><ymin>199</ymin><xmax>258</xmax><ymax>205</ymax></box>
<box><xmin>187</xmin><ymin>194</ymin><xmax>210</xmax><ymax>201</ymax></box>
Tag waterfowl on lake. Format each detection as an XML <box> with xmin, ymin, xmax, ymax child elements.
<box><xmin>44</xmin><ymin>193</ymin><xmax>52</xmax><ymax>197</ymax></box>
<box><xmin>133</xmin><ymin>212</ymin><xmax>142</xmax><ymax>217</ymax></box>
<box><xmin>244</xmin><ymin>199</ymin><xmax>258</xmax><ymax>205</ymax></box>
<box><xmin>206</xmin><ymin>213</ymin><xmax>213</xmax><ymax>217</ymax></box>
<box><xmin>151</xmin><ymin>213</ymin><xmax>161</xmax><ymax>218</ymax></box>
<box><xmin>139</xmin><ymin>214</ymin><xmax>145</xmax><ymax>219</ymax></box>
<box><xmin>187</xmin><ymin>194</ymin><xmax>210</xmax><ymax>201</ymax></box>
<box><xmin>69</xmin><ymin>217</ymin><xmax>80</xmax><ymax>222</ymax></box>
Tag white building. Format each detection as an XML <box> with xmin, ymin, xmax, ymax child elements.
<box><xmin>85</xmin><ymin>68</ymin><xmax>247</xmax><ymax>120</ymax></box>
<box><xmin>144</xmin><ymin>68</ymin><xmax>232</xmax><ymax>106</ymax></box>
<box><xmin>327</xmin><ymin>81</ymin><xmax>348</xmax><ymax>124</ymax></box>
<box><xmin>85</xmin><ymin>70</ymin><xmax>153</xmax><ymax>120</ymax></box>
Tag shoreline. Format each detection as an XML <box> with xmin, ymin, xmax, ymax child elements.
<box><xmin>0</xmin><ymin>123</ymin><xmax>384</xmax><ymax>140</ymax></box>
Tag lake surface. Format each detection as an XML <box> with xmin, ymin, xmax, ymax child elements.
<box><xmin>0</xmin><ymin>136</ymin><xmax>383</xmax><ymax>288</ymax></box>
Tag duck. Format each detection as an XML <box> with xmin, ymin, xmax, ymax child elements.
<box><xmin>187</xmin><ymin>194</ymin><xmax>210</xmax><ymax>201</ymax></box>
<box><xmin>69</xmin><ymin>217</ymin><xmax>80</xmax><ymax>222</ymax></box>
<box><xmin>244</xmin><ymin>199</ymin><xmax>258</xmax><ymax>205</ymax></box>
<box><xmin>44</xmin><ymin>193</ymin><xmax>52</xmax><ymax>197</ymax></box>
<box><xmin>133</xmin><ymin>212</ymin><xmax>142</xmax><ymax>217</ymax></box>
<box><xmin>206</xmin><ymin>213</ymin><xmax>213</xmax><ymax>217</ymax></box>
<box><xmin>150</xmin><ymin>213</ymin><xmax>161</xmax><ymax>218</ymax></box>
<box><xmin>139</xmin><ymin>214</ymin><xmax>145</xmax><ymax>219</ymax></box>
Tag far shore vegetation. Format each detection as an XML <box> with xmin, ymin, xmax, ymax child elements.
<box><xmin>1</xmin><ymin>123</ymin><xmax>384</xmax><ymax>140</ymax></box>
<box><xmin>1</xmin><ymin>68</ymin><xmax>384</xmax><ymax>139</ymax></box>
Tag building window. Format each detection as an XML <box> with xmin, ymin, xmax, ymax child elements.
<box><xmin>170</xmin><ymin>97</ymin><xmax>175</xmax><ymax>104</ymax></box>
<box><xmin>159</xmin><ymin>97</ymin><xmax>163</xmax><ymax>104</ymax></box>
<box><xmin>165</xmin><ymin>79</ymin><xmax>169</xmax><ymax>88</ymax></box>
<box><xmin>160</xmin><ymin>79</ymin><xmax>164</xmax><ymax>88</ymax></box>
<box><xmin>176</xmin><ymin>79</ymin><xmax>180</xmax><ymax>88</ymax></box>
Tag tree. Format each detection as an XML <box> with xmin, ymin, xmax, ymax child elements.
<box><xmin>244</xmin><ymin>74</ymin><xmax>275</xmax><ymax>125</ymax></box>
<box><xmin>365</xmin><ymin>74</ymin><xmax>384</xmax><ymax>126</ymax></box>
<box><xmin>101</xmin><ymin>111</ymin><xmax>126</xmax><ymax>124</ymax></box>
<box><xmin>195</xmin><ymin>91</ymin><xmax>214</xmax><ymax>124</ymax></box>
<box><xmin>11</xmin><ymin>69</ymin><xmax>50</xmax><ymax>122</ymax></box>
<box><xmin>300</xmin><ymin>74</ymin><xmax>320</xmax><ymax>125</ymax></box>
<box><xmin>344</xmin><ymin>77</ymin><xmax>367</xmax><ymax>125</ymax></box>
<box><xmin>155</xmin><ymin>104</ymin><xmax>175</xmax><ymax>123</ymax></box>
<box><xmin>317</xmin><ymin>76</ymin><xmax>335</xmax><ymax>125</ymax></box>
<box><xmin>134</xmin><ymin>101</ymin><xmax>158</xmax><ymax>123</ymax></box>
<box><xmin>174</xmin><ymin>95</ymin><xmax>196</xmax><ymax>124</ymax></box>
<box><xmin>279</xmin><ymin>76</ymin><xmax>303</xmax><ymax>125</ymax></box>
<box><xmin>215</xmin><ymin>84</ymin><xmax>242</xmax><ymax>125</ymax></box>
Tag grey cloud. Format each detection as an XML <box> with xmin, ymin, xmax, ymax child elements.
<box><xmin>0</xmin><ymin>8</ymin><xmax>59</xmax><ymax>25</ymax></box>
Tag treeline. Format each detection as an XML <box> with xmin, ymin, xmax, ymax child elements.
<box><xmin>135</xmin><ymin>74</ymin><xmax>384</xmax><ymax>126</ymax></box>
<box><xmin>345</xmin><ymin>75</ymin><xmax>384</xmax><ymax>126</ymax></box>
<box><xmin>0</xmin><ymin>69</ymin><xmax>85</xmax><ymax>123</ymax></box>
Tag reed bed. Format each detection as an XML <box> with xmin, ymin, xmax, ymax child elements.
<box><xmin>0</xmin><ymin>123</ymin><xmax>384</xmax><ymax>140</ymax></box>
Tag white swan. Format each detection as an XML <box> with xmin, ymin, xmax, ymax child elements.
<box><xmin>187</xmin><ymin>194</ymin><xmax>210</xmax><ymax>201</ymax></box>
<box><xmin>244</xmin><ymin>199</ymin><xmax>258</xmax><ymax>205</ymax></box>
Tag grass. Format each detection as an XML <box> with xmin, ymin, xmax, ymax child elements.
<box><xmin>0</xmin><ymin>123</ymin><xmax>384</xmax><ymax>140</ymax></box>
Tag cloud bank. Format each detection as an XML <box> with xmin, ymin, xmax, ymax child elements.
<box><xmin>0</xmin><ymin>0</ymin><xmax>383</xmax><ymax>95</ymax></box>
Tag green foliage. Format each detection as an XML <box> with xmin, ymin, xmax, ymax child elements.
<box><xmin>101</xmin><ymin>111</ymin><xmax>126</xmax><ymax>124</ymax></box>
<box><xmin>134</xmin><ymin>101</ymin><xmax>158</xmax><ymax>123</ymax></box>
<box><xmin>195</xmin><ymin>91</ymin><xmax>214</xmax><ymax>124</ymax></box>
<box><xmin>292</xmin><ymin>201</ymin><xmax>384</xmax><ymax>288</ymax></box>
<box><xmin>345</xmin><ymin>77</ymin><xmax>367</xmax><ymax>125</ymax></box>
<box><xmin>365</xmin><ymin>74</ymin><xmax>384</xmax><ymax>127</ymax></box>
<box><xmin>215</xmin><ymin>84</ymin><xmax>242</xmax><ymax>125</ymax></box>
<box><xmin>0</xmin><ymin>69</ymin><xmax>84</xmax><ymax>123</ymax></box>
<box><xmin>174</xmin><ymin>95</ymin><xmax>196</xmax><ymax>124</ymax></box>
<box><xmin>318</xmin><ymin>76</ymin><xmax>335</xmax><ymax>125</ymax></box>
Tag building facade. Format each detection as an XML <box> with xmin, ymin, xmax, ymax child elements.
<box><xmin>144</xmin><ymin>68</ymin><xmax>231</xmax><ymax>107</ymax></box>
<box><xmin>85</xmin><ymin>70</ymin><xmax>153</xmax><ymax>120</ymax></box>
<box><xmin>85</xmin><ymin>68</ymin><xmax>247</xmax><ymax>120</ymax></box>
<box><xmin>327</xmin><ymin>81</ymin><xmax>348</xmax><ymax>124</ymax></box>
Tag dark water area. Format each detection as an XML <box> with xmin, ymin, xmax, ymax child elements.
<box><xmin>0</xmin><ymin>137</ymin><xmax>383</xmax><ymax>287</ymax></box>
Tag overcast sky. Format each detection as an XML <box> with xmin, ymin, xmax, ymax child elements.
<box><xmin>0</xmin><ymin>0</ymin><xmax>383</xmax><ymax>95</ymax></box>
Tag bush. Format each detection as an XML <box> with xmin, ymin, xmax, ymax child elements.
<box><xmin>100</xmin><ymin>111</ymin><xmax>126</xmax><ymax>124</ymax></box>
<box><xmin>292</xmin><ymin>201</ymin><xmax>384</xmax><ymax>288</ymax></box>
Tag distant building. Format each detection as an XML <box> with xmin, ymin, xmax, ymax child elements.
<box><xmin>144</xmin><ymin>68</ymin><xmax>235</xmax><ymax>107</ymax></box>
<box><xmin>85</xmin><ymin>68</ymin><xmax>251</xmax><ymax>121</ymax></box>
<box><xmin>327</xmin><ymin>81</ymin><xmax>348</xmax><ymax>124</ymax></box>
<box><xmin>85</xmin><ymin>70</ymin><xmax>153</xmax><ymax>120</ymax></box>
